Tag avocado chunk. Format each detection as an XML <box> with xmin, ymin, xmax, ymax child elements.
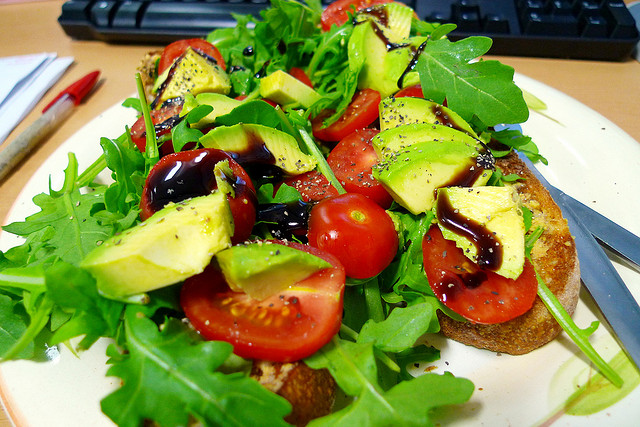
<box><xmin>434</xmin><ymin>186</ymin><xmax>526</xmax><ymax>280</ymax></box>
<box><xmin>379</xmin><ymin>96</ymin><xmax>478</xmax><ymax>137</ymax></box>
<box><xmin>81</xmin><ymin>192</ymin><xmax>233</xmax><ymax>301</ymax></box>
<box><xmin>180</xmin><ymin>93</ymin><xmax>241</xmax><ymax>128</ymax></box>
<box><xmin>372</xmin><ymin>123</ymin><xmax>494</xmax><ymax>214</ymax></box>
<box><xmin>155</xmin><ymin>47</ymin><xmax>231</xmax><ymax>106</ymax></box>
<box><xmin>216</xmin><ymin>241</ymin><xmax>332</xmax><ymax>300</ymax></box>
<box><xmin>260</xmin><ymin>70</ymin><xmax>322</xmax><ymax>108</ymax></box>
<box><xmin>200</xmin><ymin>123</ymin><xmax>317</xmax><ymax>175</ymax></box>
<box><xmin>350</xmin><ymin>3</ymin><xmax>419</xmax><ymax>98</ymax></box>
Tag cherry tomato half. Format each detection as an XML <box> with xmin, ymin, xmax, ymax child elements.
<box><xmin>422</xmin><ymin>226</ymin><xmax>538</xmax><ymax>324</ymax></box>
<box><xmin>180</xmin><ymin>240</ymin><xmax>345</xmax><ymax>362</ymax></box>
<box><xmin>395</xmin><ymin>84</ymin><xmax>424</xmax><ymax>98</ymax></box>
<box><xmin>321</xmin><ymin>0</ymin><xmax>393</xmax><ymax>31</ymax></box>
<box><xmin>327</xmin><ymin>128</ymin><xmax>392</xmax><ymax>208</ymax></box>
<box><xmin>312</xmin><ymin>89</ymin><xmax>381</xmax><ymax>142</ymax></box>
<box><xmin>281</xmin><ymin>171</ymin><xmax>340</xmax><ymax>202</ymax></box>
<box><xmin>308</xmin><ymin>193</ymin><xmax>398</xmax><ymax>279</ymax></box>
<box><xmin>158</xmin><ymin>39</ymin><xmax>226</xmax><ymax>75</ymax></box>
<box><xmin>140</xmin><ymin>148</ymin><xmax>257</xmax><ymax>244</ymax></box>
<box><xmin>130</xmin><ymin>103</ymin><xmax>183</xmax><ymax>156</ymax></box>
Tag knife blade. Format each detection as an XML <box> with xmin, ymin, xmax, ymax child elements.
<box><xmin>518</xmin><ymin>151</ymin><xmax>640</xmax><ymax>370</ymax></box>
<box><xmin>554</xmin><ymin>192</ymin><xmax>640</xmax><ymax>269</ymax></box>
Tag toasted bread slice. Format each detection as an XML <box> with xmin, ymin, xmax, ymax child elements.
<box><xmin>137</xmin><ymin>50</ymin><xmax>162</xmax><ymax>104</ymax></box>
<box><xmin>437</xmin><ymin>151</ymin><xmax>581</xmax><ymax>355</ymax></box>
<box><xmin>251</xmin><ymin>360</ymin><xmax>336</xmax><ymax>426</ymax></box>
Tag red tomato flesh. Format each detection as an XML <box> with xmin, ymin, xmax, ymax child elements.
<box><xmin>281</xmin><ymin>171</ymin><xmax>339</xmax><ymax>202</ymax></box>
<box><xmin>308</xmin><ymin>193</ymin><xmax>398</xmax><ymax>279</ymax></box>
<box><xmin>394</xmin><ymin>84</ymin><xmax>424</xmax><ymax>98</ymax></box>
<box><xmin>130</xmin><ymin>103</ymin><xmax>183</xmax><ymax>156</ymax></box>
<box><xmin>422</xmin><ymin>226</ymin><xmax>538</xmax><ymax>324</ymax></box>
<box><xmin>327</xmin><ymin>128</ymin><xmax>392</xmax><ymax>208</ymax></box>
<box><xmin>321</xmin><ymin>0</ymin><xmax>393</xmax><ymax>31</ymax></box>
<box><xmin>312</xmin><ymin>89</ymin><xmax>381</xmax><ymax>142</ymax></box>
<box><xmin>158</xmin><ymin>38</ymin><xmax>226</xmax><ymax>75</ymax></box>
<box><xmin>180</xmin><ymin>240</ymin><xmax>345</xmax><ymax>362</ymax></box>
<box><xmin>140</xmin><ymin>148</ymin><xmax>257</xmax><ymax>244</ymax></box>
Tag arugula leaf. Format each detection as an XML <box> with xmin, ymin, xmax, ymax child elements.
<box><xmin>101</xmin><ymin>136</ymin><xmax>146</xmax><ymax>215</ymax></box>
<box><xmin>2</xmin><ymin>155</ymin><xmax>114</xmax><ymax>266</ymax></box>
<box><xmin>0</xmin><ymin>292</ymin><xmax>33</xmax><ymax>359</ymax></box>
<box><xmin>216</xmin><ymin>100</ymin><xmax>283</xmax><ymax>128</ymax></box>
<box><xmin>416</xmin><ymin>37</ymin><xmax>529</xmax><ymax>126</ymax></box>
<box><xmin>306</xmin><ymin>337</ymin><xmax>474</xmax><ymax>426</ymax></box>
<box><xmin>170</xmin><ymin>105</ymin><xmax>211</xmax><ymax>152</ymax></box>
<box><xmin>45</xmin><ymin>262</ymin><xmax>124</xmax><ymax>350</ymax></box>
<box><xmin>358</xmin><ymin>302</ymin><xmax>439</xmax><ymax>353</ymax></box>
<box><xmin>535</xmin><ymin>271</ymin><xmax>623</xmax><ymax>388</ymax></box>
<box><xmin>257</xmin><ymin>182</ymin><xmax>302</xmax><ymax>204</ymax></box>
<box><xmin>101</xmin><ymin>307</ymin><xmax>291</xmax><ymax>427</ymax></box>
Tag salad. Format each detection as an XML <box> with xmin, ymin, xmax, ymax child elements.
<box><xmin>0</xmin><ymin>0</ymin><xmax>626</xmax><ymax>426</ymax></box>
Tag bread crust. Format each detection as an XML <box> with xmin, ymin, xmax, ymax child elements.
<box><xmin>437</xmin><ymin>151</ymin><xmax>581</xmax><ymax>354</ymax></box>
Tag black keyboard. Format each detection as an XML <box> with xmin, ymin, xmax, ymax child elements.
<box><xmin>58</xmin><ymin>0</ymin><xmax>639</xmax><ymax>61</ymax></box>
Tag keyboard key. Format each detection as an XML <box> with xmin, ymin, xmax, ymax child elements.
<box><xmin>602</xmin><ymin>1</ymin><xmax>639</xmax><ymax>38</ymax></box>
<box><xmin>580</xmin><ymin>15</ymin><xmax>609</xmax><ymax>37</ymax></box>
<box><xmin>90</xmin><ymin>1</ymin><xmax>118</xmax><ymax>27</ymax></box>
<box><xmin>112</xmin><ymin>1</ymin><xmax>144</xmax><ymax>28</ymax></box>
<box><xmin>522</xmin><ymin>12</ymin><xmax>579</xmax><ymax>36</ymax></box>
<box><xmin>484</xmin><ymin>14</ymin><xmax>510</xmax><ymax>34</ymax></box>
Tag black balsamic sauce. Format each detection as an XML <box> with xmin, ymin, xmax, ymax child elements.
<box><xmin>435</xmin><ymin>191</ymin><xmax>503</xmax><ymax>271</ymax></box>
<box><xmin>257</xmin><ymin>200</ymin><xmax>313</xmax><ymax>241</ymax></box>
<box><xmin>243</xmin><ymin>46</ymin><xmax>255</xmax><ymax>56</ymax></box>
<box><xmin>145</xmin><ymin>150</ymin><xmax>248</xmax><ymax>213</ymax></box>
<box><xmin>255</xmin><ymin>60</ymin><xmax>271</xmax><ymax>79</ymax></box>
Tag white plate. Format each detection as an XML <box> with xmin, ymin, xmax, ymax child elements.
<box><xmin>1</xmin><ymin>74</ymin><xmax>639</xmax><ymax>426</ymax></box>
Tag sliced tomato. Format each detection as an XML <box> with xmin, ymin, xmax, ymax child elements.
<box><xmin>312</xmin><ymin>89</ymin><xmax>381</xmax><ymax>142</ymax></box>
<box><xmin>422</xmin><ymin>226</ymin><xmax>538</xmax><ymax>324</ymax></box>
<box><xmin>289</xmin><ymin>67</ymin><xmax>313</xmax><ymax>88</ymax></box>
<box><xmin>395</xmin><ymin>84</ymin><xmax>424</xmax><ymax>98</ymax></box>
<box><xmin>308</xmin><ymin>193</ymin><xmax>398</xmax><ymax>279</ymax></box>
<box><xmin>140</xmin><ymin>148</ymin><xmax>257</xmax><ymax>244</ymax></box>
<box><xmin>158</xmin><ymin>38</ymin><xmax>226</xmax><ymax>75</ymax></box>
<box><xmin>130</xmin><ymin>103</ymin><xmax>183</xmax><ymax>156</ymax></box>
<box><xmin>321</xmin><ymin>0</ymin><xmax>393</xmax><ymax>31</ymax></box>
<box><xmin>180</xmin><ymin>240</ymin><xmax>345</xmax><ymax>362</ymax></box>
<box><xmin>327</xmin><ymin>128</ymin><xmax>392</xmax><ymax>208</ymax></box>
<box><xmin>281</xmin><ymin>171</ymin><xmax>340</xmax><ymax>202</ymax></box>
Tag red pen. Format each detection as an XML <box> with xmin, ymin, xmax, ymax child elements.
<box><xmin>0</xmin><ymin>70</ymin><xmax>101</xmax><ymax>182</ymax></box>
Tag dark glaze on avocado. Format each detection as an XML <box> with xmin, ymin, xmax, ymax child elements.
<box><xmin>435</xmin><ymin>191</ymin><xmax>503</xmax><ymax>272</ymax></box>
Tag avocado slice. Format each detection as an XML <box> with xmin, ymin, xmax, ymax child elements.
<box><xmin>216</xmin><ymin>241</ymin><xmax>332</xmax><ymax>300</ymax></box>
<box><xmin>81</xmin><ymin>192</ymin><xmax>233</xmax><ymax>301</ymax></box>
<box><xmin>180</xmin><ymin>92</ymin><xmax>242</xmax><ymax>128</ymax></box>
<box><xmin>259</xmin><ymin>70</ymin><xmax>322</xmax><ymax>108</ymax></box>
<box><xmin>350</xmin><ymin>3</ymin><xmax>419</xmax><ymax>98</ymax></box>
<box><xmin>200</xmin><ymin>123</ymin><xmax>317</xmax><ymax>175</ymax></box>
<box><xmin>372</xmin><ymin>123</ymin><xmax>494</xmax><ymax>214</ymax></box>
<box><xmin>379</xmin><ymin>96</ymin><xmax>479</xmax><ymax>137</ymax></box>
<box><xmin>434</xmin><ymin>186</ymin><xmax>526</xmax><ymax>280</ymax></box>
<box><xmin>155</xmin><ymin>47</ymin><xmax>231</xmax><ymax>106</ymax></box>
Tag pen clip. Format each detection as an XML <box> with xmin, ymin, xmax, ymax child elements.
<box><xmin>42</xmin><ymin>70</ymin><xmax>101</xmax><ymax>113</ymax></box>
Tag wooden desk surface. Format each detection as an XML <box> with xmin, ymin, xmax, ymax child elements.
<box><xmin>0</xmin><ymin>1</ymin><xmax>639</xmax><ymax>425</ymax></box>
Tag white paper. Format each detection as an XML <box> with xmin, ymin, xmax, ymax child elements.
<box><xmin>0</xmin><ymin>53</ymin><xmax>74</xmax><ymax>145</ymax></box>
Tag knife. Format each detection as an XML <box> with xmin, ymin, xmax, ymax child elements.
<box><xmin>518</xmin><ymin>151</ymin><xmax>640</xmax><ymax>371</ymax></box>
<box><xmin>554</xmin><ymin>192</ymin><xmax>640</xmax><ymax>269</ymax></box>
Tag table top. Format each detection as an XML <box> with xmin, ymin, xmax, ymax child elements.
<box><xmin>0</xmin><ymin>0</ymin><xmax>639</xmax><ymax>426</ymax></box>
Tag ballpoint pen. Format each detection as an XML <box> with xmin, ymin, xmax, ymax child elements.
<box><xmin>0</xmin><ymin>70</ymin><xmax>101</xmax><ymax>182</ymax></box>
